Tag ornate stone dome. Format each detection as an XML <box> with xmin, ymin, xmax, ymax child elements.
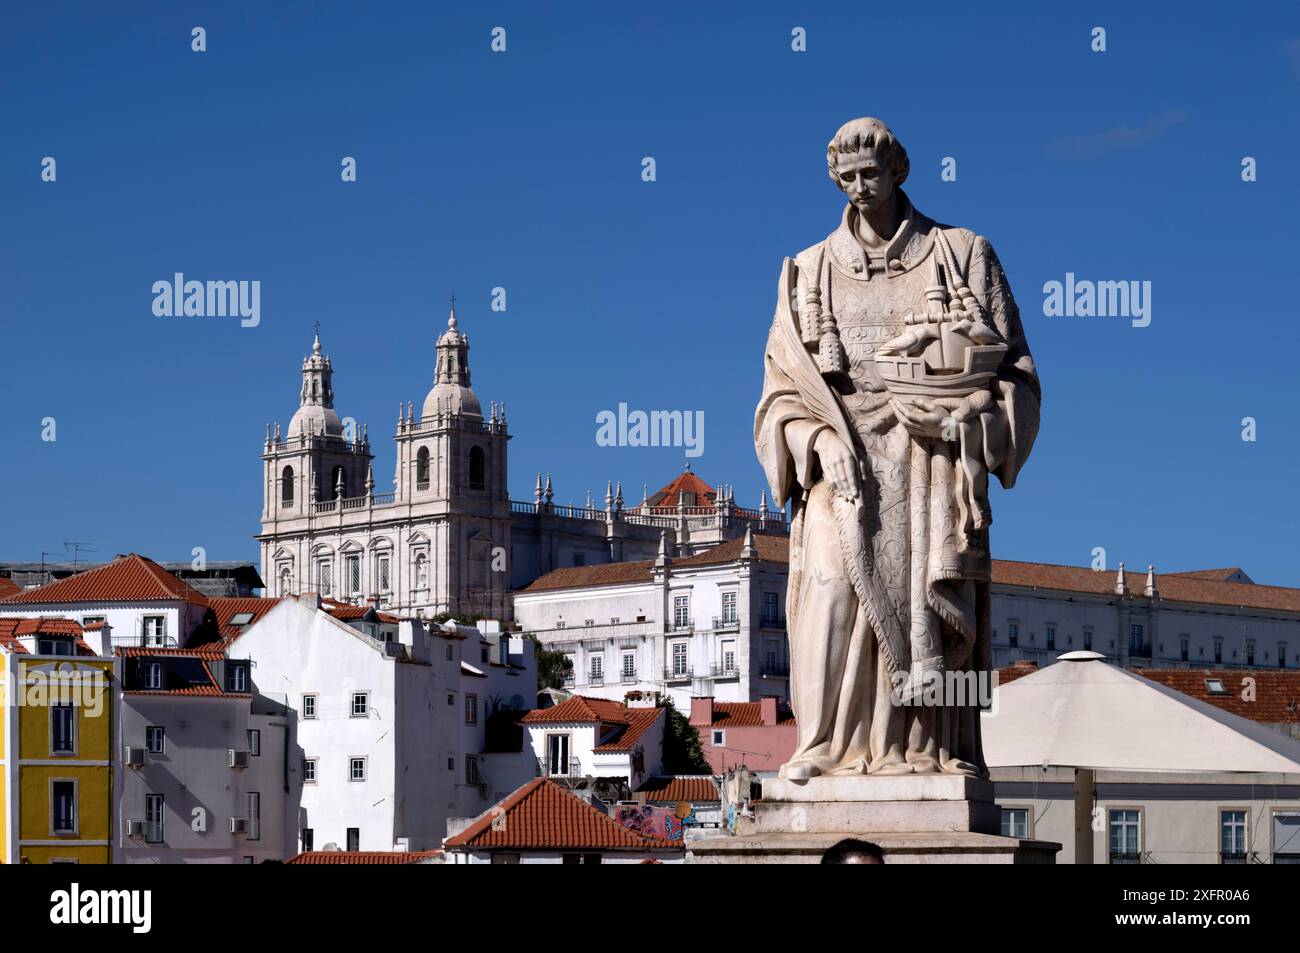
<box><xmin>420</xmin><ymin>304</ymin><xmax>482</xmax><ymax>420</ymax></box>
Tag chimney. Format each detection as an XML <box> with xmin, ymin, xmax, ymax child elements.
<box><xmin>760</xmin><ymin>696</ymin><xmax>778</xmax><ymax>726</ymax></box>
<box><xmin>82</xmin><ymin>620</ymin><xmax>112</xmax><ymax>657</ymax></box>
<box><xmin>690</xmin><ymin>696</ymin><xmax>714</xmax><ymax>727</ymax></box>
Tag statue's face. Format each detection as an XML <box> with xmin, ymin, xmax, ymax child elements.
<box><xmin>834</xmin><ymin>148</ymin><xmax>894</xmax><ymax>214</ymax></box>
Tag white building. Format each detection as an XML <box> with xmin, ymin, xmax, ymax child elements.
<box><xmin>225</xmin><ymin>594</ymin><xmax>536</xmax><ymax>854</ymax></box>
<box><xmin>255</xmin><ymin>310</ymin><xmax>785</xmax><ymax>621</ymax></box>
<box><xmin>521</xmin><ymin>694</ymin><xmax>665</xmax><ymax>788</ymax></box>
<box><xmin>514</xmin><ymin>529</ymin><xmax>791</xmax><ymax>709</ymax></box>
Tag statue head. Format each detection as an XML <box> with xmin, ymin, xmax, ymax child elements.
<box><xmin>826</xmin><ymin>117</ymin><xmax>909</xmax><ymax>215</ymax></box>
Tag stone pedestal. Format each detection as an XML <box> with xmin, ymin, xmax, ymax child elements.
<box><xmin>689</xmin><ymin>776</ymin><xmax>1060</xmax><ymax>864</ymax></box>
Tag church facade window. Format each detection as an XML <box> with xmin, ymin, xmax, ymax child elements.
<box><xmin>416</xmin><ymin>448</ymin><xmax>430</xmax><ymax>490</ymax></box>
<box><xmin>281</xmin><ymin>466</ymin><xmax>294</xmax><ymax>506</ymax></box>
<box><xmin>469</xmin><ymin>446</ymin><xmax>486</xmax><ymax>490</ymax></box>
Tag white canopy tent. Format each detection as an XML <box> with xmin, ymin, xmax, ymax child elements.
<box><xmin>981</xmin><ymin>651</ymin><xmax>1300</xmax><ymax>861</ymax></box>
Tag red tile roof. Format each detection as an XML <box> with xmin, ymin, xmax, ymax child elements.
<box><xmin>117</xmin><ymin>645</ymin><xmax>226</xmax><ymax>660</ymax></box>
<box><xmin>636</xmin><ymin>776</ymin><xmax>720</xmax><ymax>802</ymax></box>
<box><xmin>0</xmin><ymin>617</ymin><xmax>97</xmax><ymax>655</ymax></box>
<box><xmin>285</xmin><ymin>850</ymin><xmax>441</xmax><ymax>865</ymax></box>
<box><xmin>2</xmin><ymin>554</ymin><xmax>210</xmax><ymax>607</ymax></box>
<box><xmin>443</xmin><ymin>778</ymin><xmax>682</xmax><ymax>851</ymax></box>
<box><xmin>1166</xmin><ymin>567</ymin><xmax>1254</xmax><ymax>583</ymax></box>
<box><xmin>520</xmin><ymin>696</ymin><xmax>663</xmax><ymax>752</ymax></box>
<box><xmin>645</xmin><ymin>471</ymin><xmax>717</xmax><ymax>508</ymax></box>
<box><xmin>0</xmin><ymin>577</ymin><xmax>20</xmax><ymax>599</ymax></box>
<box><xmin>210</xmin><ymin>596</ymin><xmax>282</xmax><ymax>639</ymax></box>
<box><xmin>674</xmin><ymin>534</ymin><xmax>790</xmax><ymax>567</ymax></box>
<box><xmin>1135</xmin><ymin>669</ymin><xmax>1300</xmax><ymax>725</ymax></box>
<box><xmin>705</xmin><ymin>701</ymin><xmax>795</xmax><ymax>727</ymax></box>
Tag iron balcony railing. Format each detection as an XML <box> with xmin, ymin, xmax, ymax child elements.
<box><xmin>663</xmin><ymin>666</ymin><xmax>694</xmax><ymax>682</ymax></box>
<box><xmin>538</xmin><ymin>756</ymin><xmax>582</xmax><ymax>779</ymax></box>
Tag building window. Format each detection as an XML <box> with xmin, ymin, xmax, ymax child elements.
<box><xmin>51</xmin><ymin>703</ymin><xmax>75</xmax><ymax>754</ymax></box>
<box><xmin>721</xmin><ymin>640</ymin><xmax>736</xmax><ymax>674</ymax></box>
<box><xmin>302</xmin><ymin>694</ymin><xmax>317</xmax><ymax>719</ymax></box>
<box><xmin>226</xmin><ymin>663</ymin><xmax>248</xmax><ymax>693</ymax></box>
<box><xmin>466</xmin><ymin>755</ymin><xmax>481</xmax><ymax>786</ymax></box>
<box><xmin>762</xmin><ymin>592</ymin><xmax>779</xmax><ymax>625</ymax></box>
<box><xmin>1045</xmin><ymin>625</ymin><xmax>1056</xmax><ymax>650</ymax></box>
<box><xmin>448</xmin><ymin>756</ymin><xmax>455</xmax><ymax>771</ymax></box>
<box><xmin>1246</xmin><ymin>641</ymin><xmax>1256</xmax><ymax>666</ymax></box>
<box><xmin>301</xmin><ymin>828</ymin><xmax>313</xmax><ymax>852</ymax></box>
<box><xmin>52</xmin><ymin>780</ymin><xmax>77</xmax><ymax>834</ymax></box>
<box><xmin>345</xmin><ymin>554</ymin><xmax>361</xmax><ymax>596</ymax></box>
<box><xmin>317</xmin><ymin>560</ymin><xmax>333</xmax><ymax>596</ymax></box>
<box><xmin>346</xmin><ymin>828</ymin><xmax>360</xmax><ymax>852</ymax></box>
<box><xmin>673</xmin><ymin>595</ymin><xmax>690</xmax><ymax>630</ymax></box>
<box><xmin>281</xmin><ymin>465</ymin><xmax>295</xmax><ymax>505</ymax></box>
<box><xmin>377</xmin><ymin>554</ymin><xmax>391</xmax><ymax>593</ymax></box>
<box><xmin>547</xmin><ymin>734</ymin><xmax>571</xmax><ymax>777</ymax></box>
<box><xmin>672</xmin><ymin>641</ymin><xmax>689</xmax><ymax>676</ymax></box>
<box><xmin>1180</xmin><ymin>636</ymin><xmax>1189</xmax><ymax>662</ymax></box>
<box><xmin>1279</xmin><ymin>643</ymin><xmax>1288</xmax><ymax>670</ymax></box>
<box><xmin>145</xmin><ymin>793</ymin><xmax>164</xmax><ymax>844</ymax></box>
<box><xmin>351</xmin><ymin>692</ymin><xmax>369</xmax><ymax>717</ymax></box>
<box><xmin>1129</xmin><ymin>624</ymin><xmax>1144</xmax><ymax>654</ymax></box>
<box><xmin>590</xmin><ymin>655</ymin><xmax>604</xmax><ymax>683</ymax></box>
<box><xmin>465</xmin><ymin>694</ymin><xmax>478</xmax><ymax>725</ymax></box>
<box><xmin>1214</xmin><ymin>638</ymin><xmax>1223</xmax><ymax>664</ymax></box>
<box><xmin>722</xmin><ymin>591</ymin><xmax>738</xmax><ymax>626</ymax></box>
<box><xmin>143</xmin><ymin>615</ymin><xmax>166</xmax><ymax>647</ymax></box>
<box><xmin>447</xmin><ymin>693</ymin><xmax>455</xmax><ymax>706</ymax></box>
<box><xmin>303</xmin><ymin>759</ymin><xmax>317</xmax><ymax>784</ymax></box>
<box><xmin>247</xmin><ymin>729</ymin><xmax>261</xmax><ymax>757</ymax></box>
<box><xmin>1083</xmin><ymin>627</ymin><xmax>1093</xmax><ymax>651</ymax></box>
<box><xmin>247</xmin><ymin>792</ymin><xmax>261</xmax><ymax>841</ymax></box>
<box><xmin>38</xmin><ymin>636</ymin><xmax>74</xmax><ymax>656</ymax></box>
<box><xmin>1221</xmin><ymin>810</ymin><xmax>1248</xmax><ymax>863</ymax></box>
<box><xmin>350</xmin><ymin>757</ymin><xmax>366</xmax><ymax>782</ymax></box>
<box><xmin>416</xmin><ymin>447</ymin><xmax>430</xmax><ymax>488</ymax></box>
<box><xmin>469</xmin><ymin>446</ymin><xmax>486</xmax><ymax>490</ymax></box>
<box><xmin>1108</xmin><ymin>809</ymin><xmax>1141</xmax><ymax>864</ymax></box>
<box><xmin>1007</xmin><ymin>621</ymin><xmax>1019</xmax><ymax>648</ymax></box>
<box><xmin>146</xmin><ymin>726</ymin><xmax>165</xmax><ymax>754</ymax></box>
<box><xmin>145</xmin><ymin>662</ymin><xmax>163</xmax><ymax>691</ymax></box>
<box><xmin>712</xmin><ymin>729</ymin><xmax>725</xmax><ymax>747</ymax></box>
<box><xmin>622</xmin><ymin>653</ymin><xmax>636</xmax><ymax>679</ymax></box>
<box><xmin>1001</xmin><ymin>808</ymin><xmax>1029</xmax><ymax>839</ymax></box>
<box><xmin>1274</xmin><ymin>811</ymin><xmax>1300</xmax><ymax>863</ymax></box>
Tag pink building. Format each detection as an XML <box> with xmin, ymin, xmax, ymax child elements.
<box><xmin>690</xmin><ymin>697</ymin><xmax>796</xmax><ymax>775</ymax></box>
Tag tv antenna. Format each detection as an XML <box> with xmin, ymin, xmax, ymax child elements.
<box><xmin>64</xmin><ymin>541</ymin><xmax>96</xmax><ymax>571</ymax></box>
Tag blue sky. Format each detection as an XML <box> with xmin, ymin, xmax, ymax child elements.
<box><xmin>3</xmin><ymin>2</ymin><xmax>1298</xmax><ymax>584</ymax></box>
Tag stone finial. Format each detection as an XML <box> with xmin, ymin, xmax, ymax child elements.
<box><xmin>544</xmin><ymin>473</ymin><xmax>554</xmax><ymax>505</ymax></box>
<box><xmin>500</xmin><ymin>402</ymin><xmax>507</xmax><ymax>427</ymax></box>
<box><xmin>759</xmin><ymin>489</ymin><xmax>769</xmax><ymax>515</ymax></box>
<box><xmin>614</xmin><ymin>481</ymin><xmax>624</xmax><ymax>511</ymax></box>
<box><xmin>365</xmin><ymin>463</ymin><xmax>375</xmax><ymax>496</ymax></box>
<box><xmin>655</xmin><ymin>530</ymin><xmax>672</xmax><ymax>569</ymax></box>
<box><xmin>585</xmin><ymin>489</ymin><xmax>593</xmax><ymax>511</ymax></box>
<box><xmin>641</xmin><ymin>484</ymin><xmax>650</xmax><ymax>509</ymax></box>
<box><xmin>1115</xmin><ymin>562</ymin><xmax>1129</xmax><ymax>596</ymax></box>
<box><xmin>741</xmin><ymin>525</ymin><xmax>757</xmax><ymax>561</ymax></box>
<box><xmin>534</xmin><ymin>472</ymin><xmax>543</xmax><ymax>504</ymax></box>
<box><xmin>605</xmin><ymin>480</ymin><xmax>614</xmax><ymax>509</ymax></box>
<box><xmin>397</xmin><ymin>403</ymin><xmax>404</xmax><ymax>430</ymax></box>
<box><xmin>1144</xmin><ymin>564</ymin><xmax>1158</xmax><ymax>599</ymax></box>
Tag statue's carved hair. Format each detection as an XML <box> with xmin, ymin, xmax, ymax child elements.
<box><xmin>826</xmin><ymin>117</ymin><xmax>909</xmax><ymax>188</ymax></box>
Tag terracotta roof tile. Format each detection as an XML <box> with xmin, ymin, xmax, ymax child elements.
<box><xmin>706</xmin><ymin>701</ymin><xmax>795</xmax><ymax>727</ymax></box>
<box><xmin>209</xmin><ymin>596</ymin><xmax>282</xmax><ymax>639</ymax></box>
<box><xmin>644</xmin><ymin>471</ymin><xmax>717</xmax><ymax>508</ymax></box>
<box><xmin>637</xmin><ymin>776</ymin><xmax>720</xmax><ymax>802</ymax></box>
<box><xmin>521</xmin><ymin>696</ymin><xmax>664</xmax><ymax>752</ymax></box>
<box><xmin>520</xmin><ymin>560</ymin><xmax>655</xmax><ymax>593</ymax></box>
<box><xmin>444</xmin><ymin>778</ymin><xmax>681</xmax><ymax>851</ymax></box>
<box><xmin>0</xmin><ymin>577</ymin><xmax>20</xmax><ymax>599</ymax></box>
<box><xmin>673</xmin><ymin>534</ymin><xmax>789</xmax><ymax>568</ymax></box>
<box><xmin>1136</xmin><ymin>669</ymin><xmax>1300</xmax><ymax>724</ymax></box>
<box><xmin>285</xmin><ymin>850</ymin><xmax>441</xmax><ymax>865</ymax></box>
<box><xmin>2</xmin><ymin>554</ymin><xmax>210</xmax><ymax>607</ymax></box>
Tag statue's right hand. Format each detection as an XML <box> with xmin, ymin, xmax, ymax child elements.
<box><xmin>814</xmin><ymin>429</ymin><xmax>858</xmax><ymax>501</ymax></box>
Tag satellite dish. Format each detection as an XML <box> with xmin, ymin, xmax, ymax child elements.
<box><xmin>322</xmin><ymin>842</ymin><xmax>341</xmax><ymax>851</ymax></box>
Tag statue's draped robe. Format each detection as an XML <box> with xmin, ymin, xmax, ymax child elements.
<box><xmin>754</xmin><ymin>194</ymin><xmax>1041</xmax><ymax>777</ymax></box>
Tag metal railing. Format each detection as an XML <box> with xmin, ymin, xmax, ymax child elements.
<box><xmin>537</xmin><ymin>756</ymin><xmax>582</xmax><ymax>779</ymax></box>
<box><xmin>709</xmin><ymin>663</ymin><xmax>740</xmax><ymax>678</ymax></box>
<box><xmin>664</xmin><ymin>666</ymin><xmax>694</xmax><ymax>682</ymax></box>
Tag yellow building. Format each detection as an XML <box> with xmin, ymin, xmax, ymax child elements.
<box><xmin>1</xmin><ymin>618</ymin><xmax>116</xmax><ymax>864</ymax></box>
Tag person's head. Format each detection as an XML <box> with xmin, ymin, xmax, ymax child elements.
<box><xmin>826</xmin><ymin>117</ymin><xmax>909</xmax><ymax>215</ymax></box>
<box><xmin>821</xmin><ymin>838</ymin><xmax>886</xmax><ymax>864</ymax></box>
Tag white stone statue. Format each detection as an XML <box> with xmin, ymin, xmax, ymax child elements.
<box><xmin>755</xmin><ymin>118</ymin><xmax>1041</xmax><ymax>780</ymax></box>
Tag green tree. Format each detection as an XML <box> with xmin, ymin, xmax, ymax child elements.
<box><xmin>535</xmin><ymin>646</ymin><xmax>572</xmax><ymax>693</ymax></box>
<box><xmin>659</xmin><ymin>698</ymin><xmax>709</xmax><ymax>774</ymax></box>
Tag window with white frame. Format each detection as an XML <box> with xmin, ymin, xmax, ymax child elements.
<box><xmin>1274</xmin><ymin>811</ymin><xmax>1300</xmax><ymax>863</ymax></box>
<box><xmin>1008</xmin><ymin>621</ymin><xmax>1019</xmax><ymax>648</ymax></box>
<box><xmin>590</xmin><ymin>654</ymin><xmax>604</xmax><ymax>681</ymax></box>
<box><xmin>622</xmin><ymin>653</ymin><xmax>635</xmax><ymax>678</ymax></box>
<box><xmin>762</xmin><ymin>591</ymin><xmax>779</xmax><ymax>624</ymax></box>
<box><xmin>226</xmin><ymin>663</ymin><xmax>248</xmax><ymax>693</ymax></box>
<box><xmin>351</xmin><ymin>692</ymin><xmax>369</xmax><ymax>717</ymax></box>
<box><xmin>349</xmin><ymin>757</ymin><xmax>366</xmax><ymax>782</ymax></box>
<box><xmin>247</xmin><ymin>729</ymin><xmax>260</xmax><ymax>756</ymax></box>
<box><xmin>673</xmin><ymin>595</ymin><xmax>690</xmax><ymax>629</ymax></box>
<box><xmin>143</xmin><ymin>615</ymin><xmax>166</xmax><ymax>647</ymax></box>
<box><xmin>51</xmin><ymin>703</ymin><xmax>75</xmax><ymax>754</ymax></box>
<box><xmin>146</xmin><ymin>726</ymin><xmax>165</xmax><ymax>754</ymax></box>
<box><xmin>466</xmin><ymin>755</ymin><xmax>480</xmax><ymax>786</ymax></box>
<box><xmin>377</xmin><ymin>554</ymin><xmax>391</xmax><ymax>593</ymax></box>
<box><xmin>145</xmin><ymin>793</ymin><xmax>163</xmax><ymax>844</ymax></box>
<box><xmin>302</xmin><ymin>694</ymin><xmax>317</xmax><ymax>719</ymax></box>
<box><xmin>712</xmin><ymin>729</ymin><xmax>725</xmax><ymax>747</ymax></box>
<box><xmin>721</xmin><ymin>639</ymin><xmax>736</xmax><ymax>674</ymax></box>
<box><xmin>722</xmin><ymin>591</ymin><xmax>737</xmax><ymax>625</ymax></box>
<box><xmin>1001</xmin><ymin>807</ymin><xmax>1029</xmax><ymax>839</ymax></box>
<box><xmin>52</xmin><ymin>780</ymin><xmax>77</xmax><ymax>834</ymax></box>
<box><xmin>145</xmin><ymin>662</ymin><xmax>163</xmax><ymax>691</ymax></box>
<box><xmin>303</xmin><ymin>758</ymin><xmax>317</xmax><ymax>784</ymax></box>
<box><xmin>1221</xmin><ymin>810</ymin><xmax>1248</xmax><ymax>863</ymax></box>
<box><xmin>672</xmin><ymin>641</ymin><xmax>689</xmax><ymax>675</ymax></box>
<box><xmin>1045</xmin><ymin>625</ymin><xmax>1056</xmax><ymax>650</ymax></box>
<box><xmin>1083</xmin><ymin>626</ymin><xmax>1093</xmax><ymax>651</ymax></box>
<box><xmin>1109</xmin><ymin>809</ymin><xmax>1141</xmax><ymax>863</ymax></box>
<box><xmin>465</xmin><ymin>693</ymin><xmax>478</xmax><ymax>725</ymax></box>
<box><xmin>316</xmin><ymin>559</ymin><xmax>333</xmax><ymax>596</ymax></box>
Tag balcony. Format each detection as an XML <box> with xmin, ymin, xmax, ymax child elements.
<box><xmin>709</xmin><ymin>663</ymin><xmax>740</xmax><ymax>679</ymax></box>
<box><xmin>760</xmin><ymin>616</ymin><xmax>786</xmax><ymax>630</ymax></box>
<box><xmin>620</xmin><ymin>672</ymin><xmax>638</xmax><ymax>684</ymax></box>
<box><xmin>538</xmin><ymin>756</ymin><xmax>582</xmax><ymax>779</ymax></box>
<box><xmin>587</xmin><ymin>671</ymin><xmax>604</xmax><ymax>686</ymax></box>
<box><xmin>712</xmin><ymin>615</ymin><xmax>739</xmax><ymax>632</ymax></box>
<box><xmin>663</xmin><ymin>666</ymin><xmax>694</xmax><ymax>683</ymax></box>
<box><xmin>760</xmin><ymin>663</ymin><xmax>790</xmax><ymax>679</ymax></box>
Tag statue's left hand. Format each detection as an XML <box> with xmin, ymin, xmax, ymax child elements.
<box><xmin>890</xmin><ymin>397</ymin><xmax>949</xmax><ymax>438</ymax></box>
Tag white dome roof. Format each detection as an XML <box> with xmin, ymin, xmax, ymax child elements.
<box><xmin>287</xmin><ymin>403</ymin><xmax>344</xmax><ymax>438</ymax></box>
